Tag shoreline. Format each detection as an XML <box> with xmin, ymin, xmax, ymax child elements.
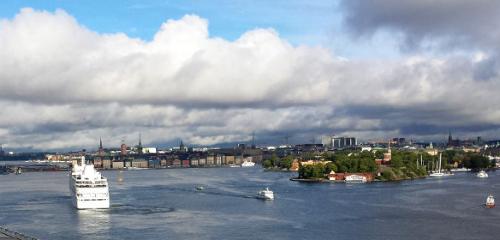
<box><xmin>290</xmin><ymin>175</ymin><xmax>428</xmax><ymax>183</ymax></box>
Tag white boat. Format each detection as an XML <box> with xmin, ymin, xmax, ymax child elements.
<box><xmin>477</xmin><ymin>170</ymin><xmax>488</xmax><ymax>178</ymax></box>
<box><xmin>241</xmin><ymin>161</ymin><xmax>255</xmax><ymax>167</ymax></box>
<box><xmin>450</xmin><ymin>167</ymin><xmax>471</xmax><ymax>172</ymax></box>
<box><xmin>257</xmin><ymin>187</ymin><xmax>274</xmax><ymax>200</ymax></box>
<box><xmin>429</xmin><ymin>153</ymin><xmax>453</xmax><ymax>177</ymax></box>
<box><xmin>345</xmin><ymin>174</ymin><xmax>367</xmax><ymax>183</ymax></box>
<box><xmin>486</xmin><ymin>194</ymin><xmax>495</xmax><ymax>208</ymax></box>
<box><xmin>69</xmin><ymin>156</ymin><xmax>110</xmax><ymax>209</ymax></box>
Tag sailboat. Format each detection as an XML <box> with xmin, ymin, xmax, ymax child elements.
<box><xmin>429</xmin><ymin>153</ymin><xmax>453</xmax><ymax>177</ymax></box>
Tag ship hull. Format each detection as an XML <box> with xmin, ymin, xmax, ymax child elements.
<box><xmin>72</xmin><ymin>197</ymin><xmax>110</xmax><ymax>209</ymax></box>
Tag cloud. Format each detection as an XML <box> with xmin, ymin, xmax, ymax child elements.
<box><xmin>340</xmin><ymin>0</ymin><xmax>500</xmax><ymax>51</ymax></box>
<box><xmin>0</xmin><ymin>8</ymin><xmax>500</xmax><ymax>150</ymax></box>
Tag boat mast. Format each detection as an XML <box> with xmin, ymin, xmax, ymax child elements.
<box><xmin>438</xmin><ymin>153</ymin><xmax>442</xmax><ymax>173</ymax></box>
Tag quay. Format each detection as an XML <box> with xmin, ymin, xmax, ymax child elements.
<box><xmin>0</xmin><ymin>226</ymin><xmax>38</xmax><ymax>240</ymax></box>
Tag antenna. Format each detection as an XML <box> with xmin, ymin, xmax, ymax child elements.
<box><xmin>251</xmin><ymin>131</ymin><xmax>256</xmax><ymax>147</ymax></box>
<box><xmin>284</xmin><ymin>133</ymin><xmax>291</xmax><ymax>146</ymax></box>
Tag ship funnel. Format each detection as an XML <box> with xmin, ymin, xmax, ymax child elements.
<box><xmin>81</xmin><ymin>156</ymin><xmax>85</xmax><ymax>166</ymax></box>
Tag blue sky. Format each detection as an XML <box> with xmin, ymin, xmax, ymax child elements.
<box><xmin>0</xmin><ymin>0</ymin><xmax>399</xmax><ymax>59</ymax></box>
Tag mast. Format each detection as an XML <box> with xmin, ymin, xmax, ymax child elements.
<box><xmin>438</xmin><ymin>153</ymin><xmax>442</xmax><ymax>173</ymax></box>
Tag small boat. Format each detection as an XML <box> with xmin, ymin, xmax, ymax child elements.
<box><xmin>257</xmin><ymin>187</ymin><xmax>274</xmax><ymax>200</ymax></box>
<box><xmin>477</xmin><ymin>170</ymin><xmax>488</xmax><ymax>178</ymax></box>
<box><xmin>195</xmin><ymin>186</ymin><xmax>204</xmax><ymax>191</ymax></box>
<box><xmin>241</xmin><ymin>161</ymin><xmax>255</xmax><ymax>167</ymax></box>
<box><xmin>450</xmin><ymin>167</ymin><xmax>471</xmax><ymax>172</ymax></box>
<box><xmin>486</xmin><ymin>194</ymin><xmax>495</xmax><ymax>208</ymax></box>
<box><xmin>15</xmin><ymin>167</ymin><xmax>22</xmax><ymax>175</ymax></box>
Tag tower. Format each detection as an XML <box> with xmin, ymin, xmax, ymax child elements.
<box><xmin>120</xmin><ymin>139</ymin><xmax>127</xmax><ymax>159</ymax></box>
<box><xmin>251</xmin><ymin>132</ymin><xmax>255</xmax><ymax>148</ymax></box>
<box><xmin>137</xmin><ymin>133</ymin><xmax>143</xmax><ymax>154</ymax></box>
<box><xmin>98</xmin><ymin>137</ymin><xmax>104</xmax><ymax>158</ymax></box>
<box><xmin>448</xmin><ymin>130</ymin><xmax>452</xmax><ymax>146</ymax></box>
<box><xmin>383</xmin><ymin>140</ymin><xmax>392</xmax><ymax>163</ymax></box>
<box><xmin>179</xmin><ymin>140</ymin><xmax>185</xmax><ymax>152</ymax></box>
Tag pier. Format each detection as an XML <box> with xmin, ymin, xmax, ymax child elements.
<box><xmin>0</xmin><ymin>227</ymin><xmax>38</xmax><ymax>240</ymax></box>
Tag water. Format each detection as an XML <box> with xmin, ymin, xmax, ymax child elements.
<box><xmin>0</xmin><ymin>167</ymin><xmax>499</xmax><ymax>240</ymax></box>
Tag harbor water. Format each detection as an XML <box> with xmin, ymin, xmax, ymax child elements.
<box><xmin>0</xmin><ymin>166</ymin><xmax>499</xmax><ymax>240</ymax></box>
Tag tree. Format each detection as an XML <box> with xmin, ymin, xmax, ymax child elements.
<box><xmin>280</xmin><ymin>155</ymin><xmax>293</xmax><ymax>169</ymax></box>
<box><xmin>324</xmin><ymin>162</ymin><xmax>338</xmax><ymax>173</ymax></box>
<box><xmin>262</xmin><ymin>159</ymin><xmax>273</xmax><ymax>169</ymax></box>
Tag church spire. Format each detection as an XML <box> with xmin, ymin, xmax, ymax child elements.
<box><xmin>138</xmin><ymin>133</ymin><xmax>142</xmax><ymax>147</ymax></box>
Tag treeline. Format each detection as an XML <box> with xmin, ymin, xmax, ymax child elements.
<box><xmin>298</xmin><ymin>151</ymin><xmax>378</xmax><ymax>179</ymax></box>
<box><xmin>262</xmin><ymin>155</ymin><xmax>293</xmax><ymax>170</ymax></box>
<box><xmin>266</xmin><ymin>148</ymin><xmax>495</xmax><ymax>181</ymax></box>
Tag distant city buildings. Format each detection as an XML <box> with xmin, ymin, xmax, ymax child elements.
<box><xmin>322</xmin><ymin>136</ymin><xmax>357</xmax><ymax>149</ymax></box>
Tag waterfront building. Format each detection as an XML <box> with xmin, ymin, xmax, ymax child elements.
<box><xmin>332</xmin><ymin>137</ymin><xmax>357</xmax><ymax>149</ymax></box>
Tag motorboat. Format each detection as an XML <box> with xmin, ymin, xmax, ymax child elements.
<box><xmin>486</xmin><ymin>194</ymin><xmax>495</xmax><ymax>208</ymax></box>
<box><xmin>477</xmin><ymin>170</ymin><xmax>488</xmax><ymax>178</ymax></box>
<box><xmin>241</xmin><ymin>161</ymin><xmax>255</xmax><ymax>167</ymax></box>
<box><xmin>257</xmin><ymin>187</ymin><xmax>274</xmax><ymax>200</ymax></box>
<box><xmin>450</xmin><ymin>167</ymin><xmax>471</xmax><ymax>172</ymax></box>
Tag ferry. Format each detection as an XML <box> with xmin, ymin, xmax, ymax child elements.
<box><xmin>486</xmin><ymin>194</ymin><xmax>495</xmax><ymax>208</ymax></box>
<box><xmin>69</xmin><ymin>156</ymin><xmax>110</xmax><ymax>209</ymax></box>
<box><xmin>345</xmin><ymin>174</ymin><xmax>367</xmax><ymax>183</ymax></box>
<box><xmin>477</xmin><ymin>170</ymin><xmax>488</xmax><ymax>178</ymax></box>
<box><xmin>257</xmin><ymin>187</ymin><xmax>274</xmax><ymax>200</ymax></box>
<box><xmin>241</xmin><ymin>161</ymin><xmax>255</xmax><ymax>167</ymax></box>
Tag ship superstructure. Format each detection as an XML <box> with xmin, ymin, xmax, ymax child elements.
<box><xmin>69</xmin><ymin>156</ymin><xmax>110</xmax><ymax>209</ymax></box>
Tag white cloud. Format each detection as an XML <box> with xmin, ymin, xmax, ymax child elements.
<box><xmin>0</xmin><ymin>8</ymin><xmax>499</xmax><ymax>150</ymax></box>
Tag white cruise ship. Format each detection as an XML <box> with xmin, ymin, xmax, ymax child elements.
<box><xmin>69</xmin><ymin>156</ymin><xmax>110</xmax><ymax>209</ymax></box>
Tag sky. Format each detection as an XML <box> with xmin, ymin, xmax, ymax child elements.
<box><xmin>1</xmin><ymin>0</ymin><xmax>500</xmax><ymax>151</ymax></box>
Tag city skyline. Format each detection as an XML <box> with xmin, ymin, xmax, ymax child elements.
<box><xmin>1</xmin><ymin>1</ymin><xmax>500</xmax><ymax>150</ymax></box>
